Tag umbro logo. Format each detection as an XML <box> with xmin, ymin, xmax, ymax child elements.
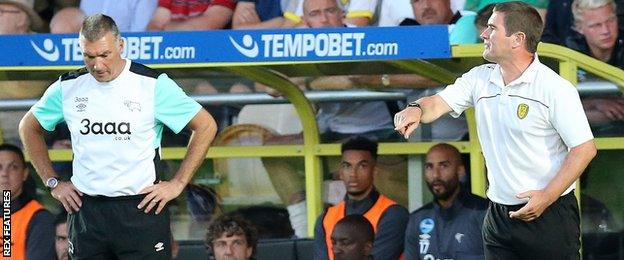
<box><xmin>76</xmin><ymin>103</ymin><xmax>86</xmax><ymax>112</ymax></box>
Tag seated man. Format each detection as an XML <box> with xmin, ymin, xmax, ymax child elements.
<box><xmin>205</xmin><ymin>214</ymin><xmax>258</xmax><ymax>260</ymax></box>
<box><xmin>331</xmin><ymin>215</ymin><xmax>374</xmax><ymax>260</ymax></box>
<box><xmin>148</xmin><ymin>0</ymin><xmax>236</xmax><ymax>30</ymax></box>
<box><xmin>0</xmin><ymin>143</ymin><xmax>55</xmax><ymax>260</ymax></box>
<box><xmin>400</xmin><ymin>0</ymin><xmax>479</xmax><ymax>44</ymax></box>
<box><xmin>55</xmin><ymin>211</ymin><xmax>69</xmax><ymax>260</ymax></box>
<box><xmin>314</xmin><ymin>137</ymin><xmax>409</xmax><ymax>260</ymax></box>
<box><xmin>232</xmin><ymin>0</ymin><xmax>288</xmax><ymax>29</ymax></box>
<box><xmin>567</xmin><ymin>0</ymin><xmax>623</xmax><ymax>68</ymax></box>
<box><xmin>405</xmin><ymin>143</ymin><xmax>488</xmax><ymax>259</ymax></box>
<box><xmin>566</xmin><ymin>0</ymin><xmax>624</xmax><ymax>132</ymax></box>
<box><xmin>0</xmin><ymin>0</ymin><xmax>45</xmax><ymax>34</ymax></box>
<box><xmin>284</xmin><ymin>0</ymin><xmax>380</xmax><ymax>27</ymax></box>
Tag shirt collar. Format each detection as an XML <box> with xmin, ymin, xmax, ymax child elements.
<box><xmin>489</xmin><ymin>53</ymin><xmax>541</xmax><ymax>88</ymax></box>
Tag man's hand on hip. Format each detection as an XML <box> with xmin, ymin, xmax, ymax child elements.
<box><xmin>138</xmin><ymin>180</ymin><xmax>186</xmax><ymax>214</ymax></box>
<box><xmin>52</xmin><ymin>181</ymin><xmax>83</xmax><ymax>214</ymax></box>
<box><xmin>509</xmin><ymin>190</ymin><xmax>557</xmax><ymax>222</ymax></box>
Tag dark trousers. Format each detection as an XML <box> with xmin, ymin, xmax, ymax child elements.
<box><xmin>482</xmin><ymin>192</ymin><xmax>580</xmax><ymax>260</ymax></box>
<box><xmin>68</xmin><ymin>194</ymin><xmax>172</xmax><ymax>260</ymax></box>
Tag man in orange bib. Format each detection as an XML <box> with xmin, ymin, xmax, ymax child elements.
<box><xmin>313</xmin><ymin>136</ymin><xmax>409</xmax><ymax>260</ymax></box>
<box><xmin>0</xmin><ymin>143</ymin><xmax>55</xmax><ymax>260</ymax></box>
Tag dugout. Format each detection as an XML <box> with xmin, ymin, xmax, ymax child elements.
<box><xmin>1</xmin><ymin>27</ymin><xmax>623</xmax><ymax>258</ymax></box>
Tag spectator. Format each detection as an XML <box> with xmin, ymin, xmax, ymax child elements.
<box><xmin>405</xmin><ymin>143</ymin><xmax>488</xmax><ymax>259</ymax></box>
<box><xmin>542</xmin><ymin>0</ymin><xmax>624</xmax><ymax>45</ymax></box>
<box><xmin>331</xmin><ymin>215</ymin><xmax>374</xmax><ymax>260</ymax></box>
<box><xmin>147</xmin><ymin>0</ymin><xmax>235</xmax><ymax>31</ymax></box>
<box><xmin>285</xmin><ymin>0</ymin><xmax>380</xmax><ymax>27</ymax></box>
<box><xmin>0</xmin><ymin>0</ymin><xmax>45</xmax><ymax>33</ymax></box>
<box><xmin>567</xmin><ymin>0</ymin><xmax>624</xmax><ymax>129</ymax></box>
<box><xmin>232</xmin><ymin>0</ymin><xmax>288</xmax><ymax>29</ymax></box>
<box><xmin>80</xmin><ymin>0</ymin><xmax>158</xmax><ymax>32</ymax></box>
<box><xmin>206</xmin><ymin>214</ymin><xmax>258</xmax><ymax>260</ymax></box>
<box><xmin>0</xmin><ymin>143</ymin><xmax>55</xmax><ymax>260</ymax></box>
<box><xmin>314</xmin><ymin>136</ymin><xmax>409</xmax><ymax>260</ymax></box>
<box><xmin>300</xmin><ymin>0</ymin><xmax>399</xmax><ymax>142</ymax></box>
<box><xmin>378</xmin><ymin>0</ymin><xmax>413</xmax><ymax>27</ymax></box>
<box><xmin>49</xmin><ymin>6</ymin><xmax>84</xmax><ymax>33</ymax></box>
<box><xmin>568</xmin><ymin>0</ymin><xmax>623</xmax><ymax>67</ymax></box>
<box><xmin>54</xmin><ymin>211</ymin><xmax>69</xmax><ymax>260</ymax></box>
<box><xmin>400</xmin><ymin>0</ymin><xmax>479</xmax><ymax>44</ymax></box>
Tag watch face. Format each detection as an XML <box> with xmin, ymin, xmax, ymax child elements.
<box><xmin>47</xmin><ymin>178</ymin><xmax>58</xmax><ymax>188</ymax></box>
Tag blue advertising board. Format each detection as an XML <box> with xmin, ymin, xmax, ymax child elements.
<box><xmin>1</xmin><ymin>26</ymin><xmax>451</xmax><ymax>67</ymax></box>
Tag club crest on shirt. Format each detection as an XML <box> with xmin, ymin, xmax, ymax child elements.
<box><xmin>419</xmin><ymin>218</ymin><xmax>435</xmax><ymax>234</ymax></box>
<box><xmin>517</xmin><ymin>103</ymin><xmax>529</xmax><ymax>119</ymax></box>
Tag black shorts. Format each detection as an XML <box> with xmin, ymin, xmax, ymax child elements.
<box><xmin>68</xmin><ymin>194</ymin><xmax>172</xmax><ymax>260</ymax></box>
<box><xmin>482</xmin><ymin>191</ymin><xmax>580</xmax><ymax>260</ymax></box>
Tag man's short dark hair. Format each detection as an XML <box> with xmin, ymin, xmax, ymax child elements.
<box><xmin>0</xmin><ymin>143</ymin><xmax>26</xmax><ymax>167</ymax></box>
<box><xmin>54</xmin><ymin>211</ymin><xmax>68</xmax><ymax>227</ymax></box>
<box><xmin>341</xmin><ymin>136</ymin><xmax>378</xmax><ymax>160</ymax></box>
<box><xmin>494</xmin><ymin>1</ymin><xmax>544</xmax><ymax>53</ymax></box>
<box><xmin>79</xmin><ymin>14</ymin><xmax>120</xmax><ymax>42</ymax></box>
<box><xmin>206</xmin><ymin>214</ymin><xmax>258</xmax><ymax>255</ymax></box>
<box><xmin>335</xmin><ymin>215</ymin><xmax>374</xmax><ymax>243</ymax></box>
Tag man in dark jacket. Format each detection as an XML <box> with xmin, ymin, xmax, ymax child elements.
<box><xmin>405</xmin><ymin>143</ymin><xmax>488</xmax><ymax>260</ymax></box>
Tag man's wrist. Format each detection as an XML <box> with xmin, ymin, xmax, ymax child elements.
<box><xmin>407</xmin><ymin>101</ymin><xmax>422</xmax><ymax>110</ymax></box>
<box><xmin>381</xmin><ymin>74</ymin><xmax>390</xmax><ymax>87</ymax></box>
<box><xmin>45</xmin><ymin>177</ymin><xmax>60</xmax><ymax>190</ymax></box>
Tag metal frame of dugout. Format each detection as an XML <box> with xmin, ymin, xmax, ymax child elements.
<box><xmin>1</xmin><ymin>42</ymin><xmax>623</xmax><ymax>237</ymax></box>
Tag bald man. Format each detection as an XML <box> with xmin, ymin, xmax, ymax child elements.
<box><xmin>405</xmin><ymin>143</ymin><xmax>488</xmax><ymax>260</ymax></box>
<box><xmin>50</xmin><ymin>7</ymin><xmax>86</xmax><ymax>33</ymax></box>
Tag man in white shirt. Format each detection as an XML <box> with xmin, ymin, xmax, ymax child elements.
<box><xmin>19</xmin><ymin>14</ymin><xmax>217</xmax><ymax>259</ymax></box>
<box><xmin>394</xmin><ymin>2</ymin><xmax>597</xmax><ymax>258</ymax></box>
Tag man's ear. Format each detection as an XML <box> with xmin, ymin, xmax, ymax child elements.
<box><xmin>513</xmin><ymin>32</ymin><xmax>525</xmax><ymax>48</ymax></box>
<box><xmin>21</xmin><ymin>167</ymin><xmax>29</xmax><ymax>182</ymax></box>
<box><xmin>573</xmin><ymin>22</ymin><xmax>585</xmax><ymax>35</ymax></box>
<box><xmin>457</xmin><ymin>165</ymin><xmax>466</xmax><ymax>180</ymax></box>
<box><xmin>117</xmin><ymin>37</ymin><xmax>125</xmax><ymax>54</ymax></box>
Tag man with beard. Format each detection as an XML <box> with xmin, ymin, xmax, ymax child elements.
<box><xmin>314</xmin><ymin>136</ymin><xmax>409</xmax><ymax>260</ymax></box>
<box><xmin>405</xmin><ymin>143</ymin><xmax>488</xmax><ymax>260</ymax></box>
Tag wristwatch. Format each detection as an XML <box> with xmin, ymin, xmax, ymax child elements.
<box><xmin>381</xmin><ymin>74</ymin><xmax>390</xmax><ymax>87</ymax></box>
<box><xmin>45</xmin><ymin>177</ymin><xmax>59</xmax><ymax>189</ymax></box>
<box><xmin>407</xmin><ymin>101</ymin><xmax>422</xmax><ymax>110</ymax></box>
